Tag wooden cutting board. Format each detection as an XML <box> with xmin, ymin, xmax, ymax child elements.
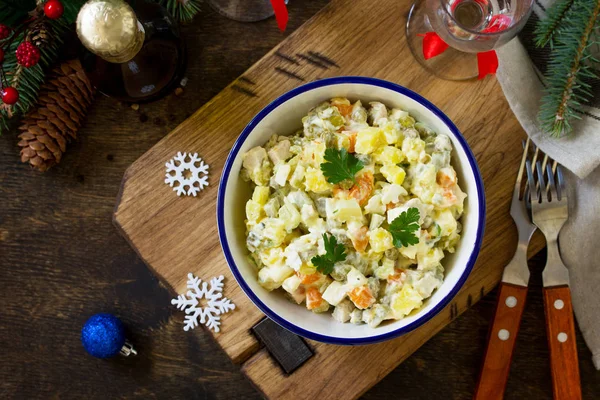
<box><xmin>114</xmin><ymin>0</ymin><xmax>544</xmax><ymax>397</ymax></box>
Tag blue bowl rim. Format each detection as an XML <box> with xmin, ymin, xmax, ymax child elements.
<box><xmin>217</xmin><ymin>76</ymin><xmax>486</xmax><ymax>345</ymax></box>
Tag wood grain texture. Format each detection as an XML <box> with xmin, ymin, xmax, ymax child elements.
<box><xmin>112</xmin><ymin>0</ymin><xmax>553</xmax><ymax>398</ymax></box>
<box><xmin>474</xmin><ymin>283</ymin><xmax>528</xmax><ymax>400</ymax></box>
<box><xmin>543</xmin><ymin>286</ymin><xmax>582</xmax><ymax>400</ymax></box>
<box><xmin>1</xmin><ymin>1</ymin><xmax>599</xmax><ymax>399</ymax></box>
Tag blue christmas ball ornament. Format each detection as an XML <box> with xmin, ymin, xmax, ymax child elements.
<box><xmin>81</xmin><ymin>313</ymin><xmax>136</xmax><ymax>358</ymax></box>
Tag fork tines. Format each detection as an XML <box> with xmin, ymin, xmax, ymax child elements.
<box><xmin>524</xmin><ymin>142</ymin><xmax>566</xmax><ymax>204</ymax></box>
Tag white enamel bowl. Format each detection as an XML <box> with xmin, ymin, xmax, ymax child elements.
<box><xmin>217</xmin><ymin>77</ymin><xmax>485</xmax><ymax>345</ymax></box>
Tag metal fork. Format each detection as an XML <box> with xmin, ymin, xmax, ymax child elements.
<box><xmin>527</xmin><ymin>157</ymin><xmax>582</xmax><ymax>400</ymax></box>
<box><xmin>474</xmin><ymin>138</ymin><xmax>537</xmax><ymax>400</ymax></box>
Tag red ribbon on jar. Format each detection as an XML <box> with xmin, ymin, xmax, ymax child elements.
<box><xmin>270</xmin><ymin>0</ymin><xmax>289</xmax><ymax>32</ymax></box>
<box><xmin>418</xmin><ymin>15</ymin><xmax>510</xmax><ymax>79</ymax></box>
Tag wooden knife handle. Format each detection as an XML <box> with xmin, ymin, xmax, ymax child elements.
<box><xmin>474</xmin><ymin>283</ymin><xmax>528</xmax><ymax>400</ymax></box>
<box><xmin>543</xmin><ymin>285</ymin><xmax>582</xmax><ymax>400</ymax></box>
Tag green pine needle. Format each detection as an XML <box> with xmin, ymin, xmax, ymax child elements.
<box><xmin>534</xmin><ymin>0</ymin><xmax>575</xmax><ymax>47</ymax></box>
<box><xmin>158</xmin><ymin>0</ymin><xmax>202</xmax><ymax>23</ymax></box>
<box><xmin>535</xmin><ymin>0</ymin><xmax>600</xmax><ymax>137</ymax></box>
<box><xmin>0</xmin><ymin>16</ymin><xmax>68</xmax><ymax>134</ymax></box>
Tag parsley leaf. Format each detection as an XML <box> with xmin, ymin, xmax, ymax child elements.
<box><xmin>311</xmin><ymin>233</ymin><xmax>347</xmax><ymax>275</ymax></box>
<box><xmin>388</xmin><ymin>207</ymin><xmax>421</xmax><ymax>248</ymax></box>
<box><xmin>320</xmin><ymin>148</ymin><xmax>364</xmax><ymax>184</ymax></box>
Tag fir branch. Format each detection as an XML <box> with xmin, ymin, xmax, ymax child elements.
<box><xmin>0</xmin><ymin>14</ymin><xmax>68</xmax><ymax>133</ymax></box>
<box><xmin>61</xmin><ymin>0</ymin><xmax>88</xmax><ymax>24</ymax></box>
<box><xmin>537</xmin><ymin>0</ymin><xmax>600</xmax><ymax>137</ymax></box>
<box><xmin>0</xmin><ymin>1</ymin><xmax>36</xmax><ymax>27</ymax></box>
<box><xmin>158</xmin><ymin>0</ymin><xmax>202</xmax><ymax>23</ymax></box>
<box><xmin>534</xmin><ymin>0</ymin><xmax>575</xmax><ymax>47</ymax></box>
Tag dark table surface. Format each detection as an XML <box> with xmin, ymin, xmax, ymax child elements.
<box><xmin>0</xmin><ymin>1</ymin><xmax>598</xmax><ymax>399</ymax></box>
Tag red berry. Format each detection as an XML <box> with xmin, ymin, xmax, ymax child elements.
<box><xmin>44</xmin><ymin>0</ymin><xmax>64</xmax><ymax>19</ymax></box>
<box><xmin>1</xmin><ymin>87</ymin><xmax>19</xmax><ymax>105</ymax></box>
<box><xmin>0</xmin><ymin>48</ymin><xmax>4</xmax><ymax>64</ymax></box>
<box><xmin>0</xmin><ymin>24</ymin><xmax>10</xmax><ymax>40</ymax></box>
<box><xmin>16</xmin><ymin>41</ymin><xmax>40</xmax><ymax>68</ymax></box>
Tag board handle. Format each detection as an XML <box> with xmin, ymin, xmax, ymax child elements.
<box><xmin>474</xmin><ymin>283</ymin><xmax>528</xmax><ymax>400</ymax></box>
<box><xmin>543</xmin><ymin>285</ymin><xmax>581</xmax><ymax>400</ymax></box>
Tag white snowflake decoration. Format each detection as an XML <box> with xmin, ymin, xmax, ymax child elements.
<box><xmin>171</xmin><ymin>273</ymin><xmax>236</xmax><ymax>332</ymax></box>
<box><xmin>165</xmin><ymin>152</ymin><xmax>209</xmax><ymax>196</ymax></box>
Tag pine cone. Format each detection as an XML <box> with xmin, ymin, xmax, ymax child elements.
<box><xmin>18</xmin><ymin>59</ymin><xmax>95</xmax><ymax>172</ymax></box>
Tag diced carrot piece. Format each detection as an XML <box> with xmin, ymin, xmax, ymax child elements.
<box><xmin>436</xmin><ymin>169</ymin><xmax>456</xmax><ymax>188</ymax></box>
<box><xmin>443</xmin><ymin>188</ymin><xmax>457</xmax><ymax>204</ymax></box>
<box><xmin>349</xmin><ymin>172</ymin><xmax>374</xmax><ymax>206</ymax></box>
<box><xmin>306</xmin><ymin>287</ymin><xmax>324</xmax><ymax>310</ymax></box>
<box><xmin>334</xmin><ymin>103</ymin><xmax>354</xmax><ymax>118</ymax></box>
<box><xmin>348</xmin><ymin>286</ymin><xmax>375</xmax><ymax>310</ymax></box>
<box><xmin>299</xmin><ymin>272</ymin><xmax>321</xmax><ymax>285</ymax></box>
<box><xmin>387</xmin><ymin>269</ymin><xmax>406</xmax><ymax>284</ymax></box>
<box><xmin>346</xmin><ymin>131</ymin><xmax>357</xmax><ymax>153</ymax></box>
<box><xmin>386</xmin><ymin>202</ymin><xmax>399</xmax><ymax>211</ymax></box>
<box><xmin>332</xmin><ymin>185</ymin><xmax>347</xmax><ymax>199</ymax></box>
<box><xmin>349</xmin><ymin>225</ymin><xmax>369</xmax><ymax>253</ymax></box>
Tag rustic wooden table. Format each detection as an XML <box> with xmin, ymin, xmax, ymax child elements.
<box><xmin>0</xmin><ymin>1</ymin><xmax>598</xmax><ymax>399</ymax></box>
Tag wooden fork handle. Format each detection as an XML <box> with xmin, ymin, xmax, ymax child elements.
<box><xmin>474</xmin><ymin>283</ymin><xmax>528</xmax><ymax>400</ymax></box>
<box><xmin>543</xmin><ymin>285</ymin><xmax>582</xmax><ymax>400</ymax></box>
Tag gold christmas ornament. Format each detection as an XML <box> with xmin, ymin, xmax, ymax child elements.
<box><xmin>76</xmin><ymin>0</ymin><xmax>145</xmax><ymax>63</ymax></box>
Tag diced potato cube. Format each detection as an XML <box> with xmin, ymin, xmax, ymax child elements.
<box><xmin>381</xmin><ymin>184</ymin><xmax>408</xmax><ymax>205</ymax></box>
<box><xmin>355</xmin><ymin>127</ymin><xmax>387</xmax><ymax>154</ymax></box>
<box><xmin>262</xmin><ymin>218</ymin><xmax>287</xmax><ymax>246</ymax></box>
<box><xmin>304</xmin><ymin>167</ymin><xmax>333</xmax><ymax>193</ymax></box>
<box><xmin>389</xmin><ymin>108</ymin><xmax>409</xmax><ymax>121</ymax></box>
<box><xmin>259</xmin><ymin>247</ymin><xmax>285</xmax><ymax>268</ymax></box>
<box><xmin>289</xmin><ymin>164</ymin><xmax>306</xmax><ymax>189</ymax></box>
<box><xmin>368</xmin><ymin>228</ymin><xmax>394</xmax><ymax>253</ymax></box>
<box><xmin>263</xmin><ymin>197</ymin><xmax>280</xmax><ymax>218</ymax></box>
<box><xmin>346</xmin><ymin>267</ymin><xmax>368</xmax><ymax>288</ymax></box>
<box><xmin>390</xmin><ymin>284</ymin><xmax>423</xmax><ymax>319</ymax></box>
<box><xmin>380</xmin><ymin>165</ymin><xmax>406</xmax><ymax>185</ymax></box>
<box><xmin>278</xmin><ymin>201</ymin><xmax>301</xmax><ymax>232</ymax></box>
<box><xmin>418</xmin><ymin>248</ymin><xmax>444</xmax><ymax>270</ymax></box>
<box><xmin>258</xmin><ymin>265</ymin><xmax>294</xmax><ymax>291</ymax></box>
<box><xmin>302</xmin><ymin>140</ymin><xmax>327</xmax><ymax>167</ymax></box>
<box><xmin>373</xmin><ymin>146</ymin><xmax>404</xmax><ymax>165</ymax></box>
<box><xmin>364</xmin><ymin>194</ymin><xmax>386</xmax><ymax>215</ymax></box>
<box><xmin>374</xmin><ymin>257</ymin><xmax>396</xmax><ymax>280</ymax></box>
<box><xmin>287</xmin><ymin>288</ymin><xmax>306</xmax><ymax>304</ymax></box>
<box><xmin>252</xmin><ymin>186</ymin><xmax>270</xmax><ymax>205</ymax></box>
<box><xmin>368</xmin><ymin>102</ymin><xmax>388</xmax><ymax>126</ymax></box>
<box><xmin>412</xmin><ymin>270</ymin><xmax>443</xmax><ymax>298</ymax></box>
<box><xmin>246</xmin><ymin>200</ymin><xmax>262</xmax><ymax>222</ymax></box>
<box><xmin>322</xmin><ymin>281</ymin><xmax>348</xmax><ymax>306</ymax></box>
<box><xmin>282</xmin><ymin>274</ymin><xmax>302</xmax><ymax>294</ymax></box>
<box><xmin>382</xmin><ymin>123</ymin><xmax>402</xmax><ymax>145</ymax></box>
<box><xmin>298</xmin><ymin>263</ymin><xmax>317</xmax><ymax>275</ymax></box>
<box><xmin>398</xmin><ymin>243</ymin><xmax>419</xmax><ymax>260</ymax></box>
<box><xmin>369</xmin><ymin>213</ymin><xmax>385</xmax><ymax>231</ymax></box>
<box><xmin>273</xmin><ymin>164</ymin><xmax>291</xmax><ymax>187</ymax></box>
<box><xmin>435</xmin><ymin>209</ymin><xmax>458</xmax><ymax>236</ymax></box>
<box><xmin>331</xmin><ymin>199</ymin><xmax>363</xmax><ymax>222</ymax></box>
<box><xmin>402</xmin><ymin>137</ymin><xmax>426</xmax><ymax>163</ymax></box>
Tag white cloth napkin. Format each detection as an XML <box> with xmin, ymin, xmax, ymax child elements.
<box><xmin>496</xmin><ymin>2</ymin><xmax>600</xmax><ymax>369</ymax></box>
